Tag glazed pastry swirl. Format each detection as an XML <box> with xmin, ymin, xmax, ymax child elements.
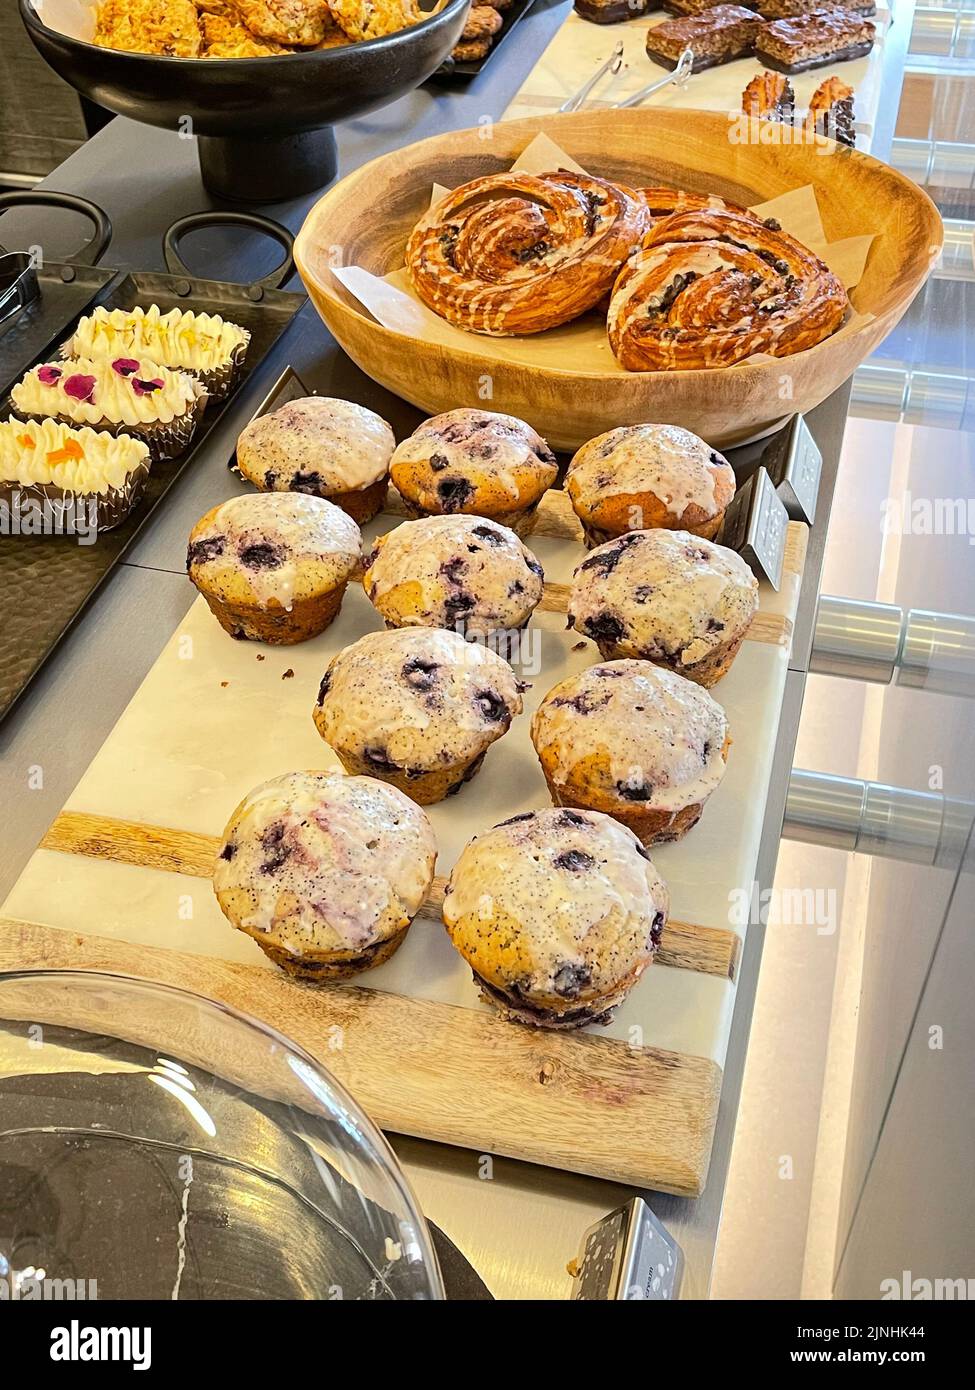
<box><xmin>608</xmin><ymin>208</ymin><xmax>848</xmax><ymax>371</ymax></box>
<box><xmin>406</xmin><ymin>170</ymin><xmax>648</xmax><ymax>336</ymax></box>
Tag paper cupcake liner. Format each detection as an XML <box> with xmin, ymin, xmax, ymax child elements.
<box><xmin>11</xmin><ymin>390</ymin><xmax>207</xmax><ymax>463</ymax></box>
<box><xmin>0</xmin><ymin>462</ymin><xmax>150</xmax><ymax>536</ymax></box>
<box><xmin>58</xmin><ymin>332</ymin><xmax>250</xmax><ymax>405</ymax></box>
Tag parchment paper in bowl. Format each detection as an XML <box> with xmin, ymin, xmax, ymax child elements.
<box><xmin>330</xmin><ymin>133</ymin><xmax>876</xmax><ymax>375</ymax></box>
<box><xmin>33</xmin><ymin>0</ymin><xmax>99</xmax><ymax>43</ymax></box>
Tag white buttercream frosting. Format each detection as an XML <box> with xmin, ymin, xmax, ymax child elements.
<box><xmin>68</xmin><ymin>304</ymin><xmax>249</xmax><ymax>373</ymax></box>
<box><xmin>0</xmin><ymin>418</ymin><xmax>149</xmax><ymax>494</ymax></box>
<box><xmin>13</xmin><ymin>356</ymin><xmax>201</xmax><ymax>428</ymax></box>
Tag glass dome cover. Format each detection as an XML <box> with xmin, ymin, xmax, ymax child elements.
<box><xmin>0</xmin><ymin>970</ymin><xmax>444</xmax><ymax>1300</ymax></box>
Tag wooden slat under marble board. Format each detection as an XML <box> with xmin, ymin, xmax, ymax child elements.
<box><xmin>0</xmin><ymin>914</ymin><xmax>722</xmax><ymax>1195</ymax></box>
<box><xmin>39</xmin><ymin>811</ymin><xmax>741</xmax><ymax>981</ymax></box>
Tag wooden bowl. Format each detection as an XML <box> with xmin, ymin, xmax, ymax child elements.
<box><xmin>294</xmin><ymin>110</ymin><xmax>942</xmax><ymax>450</ymax></box>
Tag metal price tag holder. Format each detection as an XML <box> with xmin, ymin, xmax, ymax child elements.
<box><xmin>570</xmin><ymin>1197</ymin><xmax>683</xmax><ymax>1300</ymax></box>
<box><xmin>759</xmin><ymin>412</ymin><xmax>823</xmax><ymax>524</ymax></box>
<box><xmin>718</xmin><ymin>464</ymin><xmax>790</xmax><ymax>590</ymax></box>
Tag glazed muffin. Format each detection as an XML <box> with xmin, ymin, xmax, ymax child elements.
<box><xmin>362</xmin><ymin>514</ymin><xmax>545</xmax><ymax>644</ymax></box>
<box><xmin>213</xmin><ymin>770</ymin><xmax>436</xmax><ymax>980</ymax></box>
<box><xmin>187</xmin><ymin>492</ymin><xmax>361</xmax><ymax>644</ymax></box>
<box><xmin>236</xmin><ymin>396</ymin><xmax>395</xmax><ymax>524</ymax></box>
<box><xmin>530</xmin><ymin>660</ymin><xmax>730</xmax><ymax>844</ymax></box>
<box><xmin>11</xmin><ymin>355</ymin><xmax>206</xmax><ymax>461</ymax></box>
<box><xmin>65</xmin><ymin>303</ymin><xmax>250</xmax><ymax>402</ymax></box>
<box><xmin>389</xmin><ymin>409</ymin><xmax>558</xmax><ymax>535</ymax></box>
<box><xmin>568</xmin><ymin>529</ymin><xmax>759</xmax><ymax>685</ymax></box>
<box><xmin>312</xmin><ymin>626</ymin><xmax>524</xmax><ymax>804</ymax></box>
<box><xmin>566</xmin><ymin>424</ymin><xmax>736</xmax><ymax>546</ymax></box>
<box><xmin>442</xmin><ymin>807</ymin><xmax>669</xmax><ymax>1030</ymax></box>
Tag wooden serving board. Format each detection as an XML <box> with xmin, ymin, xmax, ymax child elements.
<box><xmin>1</xmin><ymin>487</ymin><xmax>806</xmax><ymax>1196</ymax></box>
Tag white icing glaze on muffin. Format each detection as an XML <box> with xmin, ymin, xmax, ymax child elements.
<box><xmin>569</xmin><ymin>529</ymin><xmax>758</xmax><ymax>666</ymax></box>
<box><xmin>443</xmin><ymin>807</ymin><xmax>669</xmax><ymax>1018</ymax></box>
<box><xmin>68</xmin><ymin>304</ymin><xmax>248</xmax><ymax>372</ymax></box>
<box><xmin>531</xmin><ymin>660</ymin><xmax>728</xmax><ymax>813</ymax></box>
<box><xmin>213</xmin><ymin>770</ymin><xmax>436</xmax><ymax>958</ymax></box>
<box><xmin>314</xmin><ymin>626</ymin><xmax>524</xmax><ymax>772</ymax></box>
<box><xmin>567</xmin><ymin>424</ymin><xmax>733</xmax><ymax>519</ymax></box>
<box><xmin>236</xmin><ymin>396</ymin><xmax>394</xmax><ymax>494</ymax></box>
<box><xmin>390</xmin><ymin>408</ymin><xmax>557</xmax><ymax>501</ymax></box>
<box><xmin>0</xmin><ymin>418</ymin><xmax>149</xmax><ymax>494</ymax></box>
<box><xmin>364</xmin><ymin>514</ymin><xmax>544</xmax><ymax>636</ymax></box>
<box><xmin>13</xmin><ymin>356</ymin><xmax>201</xmax><ymax>427</ymax></box>
<box><xmin>187</xmin><ymin>492</ymin><xmax>361</xmax><ymax>610</ymax></box>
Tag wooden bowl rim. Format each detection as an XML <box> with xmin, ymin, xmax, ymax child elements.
<box><xmin>294</xmin><ymin>108</ymin><xmax>942</xmax><ymax>387</ymax></box>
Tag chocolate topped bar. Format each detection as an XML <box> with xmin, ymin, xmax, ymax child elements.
<box><xmin>575</xmin><ymin>0</ymin><xmax>655</xmax><ymax>21</ymax></box>
<box><xmin>646</xmin><ymin>5</ymin><xmax>763</xmax><ymax>70</ymax></box>
<box><xmin>663</xmin><ymin>0</ymin><xmax>750</xmax><ymax>15</ymax></box>
<box><xmin>755</xmin><ymin>0</ymin><xmax>874</xmax><ymax>17</ymax></box>
<box><xmin>755</xmin><ymin>8</ymin><xmax>875</xmax><ymax>72</ymax></box>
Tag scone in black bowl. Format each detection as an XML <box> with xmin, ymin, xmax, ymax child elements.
<box><xmin>20</xmin><ymin>0</ymin><xmax>470</xmax><ymax>203</ymax></box>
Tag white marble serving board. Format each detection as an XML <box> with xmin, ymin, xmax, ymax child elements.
<box><xmin>505</xmin><ymin>7</ymin><xmax>890</xmax><ymax>152</ymax></box>
<box><xmin>3</xmin><ymin>497</ymin><xmax>802</xmax><ymax>1072</ymax></box>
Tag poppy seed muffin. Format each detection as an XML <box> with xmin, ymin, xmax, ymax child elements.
<box><xmin>568</xmin><ymin>528</ymin><xmax>759</xmax><ymax>684</ymax></box>
<box><xmin>362</xmin><ymin>514</ymin><xmax>544</xmax><ymax>643</ymax></box>
<box><xmin>389</xmin><ymin>408</ymin><xmax>558</xmax><ymax>535</ymax></box>
<box><xmin>213</xmin><ymin>770</ymin><xmax>437</xmax><ymax>981</ymax></box>
<box><xmin>442</xmin><ymin>807</ymin><xmax>669</xmax><ymax>1030</ymax></box>
<box><xmin>530</xmin><ymin>660</ymin><xmax>730</xmax><ymax>844</ymax></box>
<box><xmin>236</xmin><ymin>396</ymin><xmax>395</xmax><ymax>523</ymax></box>
<box><xmin>566</xmin><ymin>423</ymin><xmax>736</xmax><ymax>546</ymax></box>
<box><xmin>312</xmin><ymin>626</ymin><xmax>525</xmax><ymax>804</ymax></box>
<box><xmin>187</xmin><ymin>492</ymin><xmax>362</xmax><ymax>644</ymax></box>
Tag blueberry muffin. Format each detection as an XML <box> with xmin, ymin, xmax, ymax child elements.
<box><xmin>213</xmin><ymin>770</ymin><xmax>437</xmax><ymax>981</ymax></box>
<box><xmin>389</xmin><ymin>409</ymin><xmax>558</xmax><ymax>535</ymax></box>
<box><xmin>530</xmin><ymin>660</ymin><xmax>730</xmax><ymax>844</ymax></box>
<box><xmin>312</xmin><ymin>626</ymin><xmax>524</xmax><ymax>804</ymax></box>
<box><xmin>187</xmin><ymin>492</ymin><xmax>362</xmax><ymax>645</ymax></box>
<box><xmin>568</xmin><ymin>529</ymin><xmax>759</xmax><ymax>685</ymax></box>
<box><xmin>236</xmin><ymin>396</ymin><xmax>395</xmax><ymax>524</ymax></box>
<box><xmin>362</xmin><ymin>514</ymin><xmax>544</xmax><ymax>644</ymax></box>
<box><xmin>566</xmin><ymin>424</ymin><xmax>736</xmax><ymax>547</ymax></box>
<box><xmin>442</xmin><ymin>807</ymin><xmax>669</xmax><ymax>1030</ymax></box>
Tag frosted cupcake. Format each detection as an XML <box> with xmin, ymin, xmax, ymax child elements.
<box><xmin>11</xmin><ymin>356</ymin><xmax>206</xmax><ymax>461</ymax></box>
<box><xmin>214</xmin><ymin>770</ymin><xmax>437</xmax><ymax>980</ymax></box>
<box><xmin>566</xmin><ymin>424</ymin><xmax>736</xmax><ymax>547</ymax></box>
<box><xmin>236</xmin><ymin>396</ymin><xmax>395</xmax><ymax>523</ymax></box>
<box><xmin>531</xmin><ymin>659</ymin><xmax>730</xmax><ymax>844</ymax></box>
<box><xmin>567</xmin><ymin>529</ymin><xmax>759</xmax><ymax>685</ymax></box>
<box><xmin>312</xmin><ymin>626</ymin><xmax>524</xmax><ymax>804</ymax></box>
<box><xmin>65</xmin><ymin>303</ymin><xmax>250</xmax><ymax>401</ymax></box>
<box><xmin>0</xmin><ymin>417</ymin><xmax>150</xmax><ymax>531</ymax></box>
<box><xmin>363</xmin><ymin>514</ymin><xmax>544</xmax><ymax>643</ymax></box>
<box><xmin>389</xmin><ymin>409</ymin><xmax>558</xmax><ymax>535</ymax></box>
<box><xmin>442</xmin><ymin>807</ymin><xmax>669</xmax><ymax>1030</ymax></box>
<box><xmin>187</xmin><ymin>492</ymin><xmax>361</xmax><ymax>644</ymax></box>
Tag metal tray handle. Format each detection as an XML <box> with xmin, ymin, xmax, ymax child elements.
<box><xmin>163</xmin><ymin>212</ymin><xmax>296</xmax><ymax>295</ymax></box>
<box><xmin>0</xmin><ymin>190</ymin><xmax>113</xmax><ymax>266</ymax></box>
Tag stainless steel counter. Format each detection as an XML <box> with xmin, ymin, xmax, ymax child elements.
<box><xmin>0</xmin><ymin>0</ymin><xmax>913</xmax><ymax>1299</ymax></box>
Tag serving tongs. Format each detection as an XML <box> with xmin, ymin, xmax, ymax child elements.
<box><xmin>559</xmin><ymin>43</ymin><xmax>695</xmax><ymax>114</ymax></box>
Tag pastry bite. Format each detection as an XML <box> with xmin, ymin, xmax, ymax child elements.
<box><xmin>389</xmin><ymin>409</ymin><xmax>557</xmax><ymax>535</ymax></box>
<box><xmin>65</xmin><ymin>305</ymin><xmax>250</xmax><ymax>402</ymax></box>
<box><xmin>199</xmin><ymin>9</ymin><xmax>290</xmax><ymax>54</ymax></box>
<box><xmin>755</xmin><ymin>9</ymin><xmax>876</xmax><ymax>72</ymax></box>
<box><xmin>608</xmin><ymin>208</ymin><xmax>849</xmax><ymax>371</ymax></box>
<box><xmin>530</xmin><ymin>660</ymin><xmax>730</xmax><ymax>845</ymax></box>
<box><xmin>806</xmin><ymin>76</ymin><xmax>856</xmax><ymax>145</ymax></box>
<box><xmin>11</xmin><ymin>356</ymin><xmax>206</xmax><ymax>462</ymax></box>
<box><xmin>235</xmin><ymin>395</ymin><xmax>394</xmax><ymax>523</ymax></box>
<box><xmin>567</xmin><ymin>529</ymin><xmax>759</xmax><ymax>685</ymax></box>
<box><xmin>234</xmin><ymin>0</ymin><xmax>331</xmax><ymax>45</ymax></box>
<box><xmin>741</xmin><ymin>70</ymin><xmax>796</xmax><ymax>120</ymax></box>
<box><xmin>187</xmin><ymin>492</ymin><xmax>361</xmax><ymax>644</ymax></box>
<box><xmin>566</xmin><ymin>424</ymin><xmax>736</xmax><ymax>546</ymax></box>
<box><xmin>645</xmin><ymin>6</ymin><xmax>763</xmax><ymax>72</ymax></box>
<box><xmin>328</xmin><ymin>0</ymin><xmax>422</xmax><ymax>41</ymax></box>
<box><xmin>363</xmin><ymin>514</ymin><xmax>544</xmax><ymax>643</ymax></box>
<box><xmin>94</xmin><ymin>0</ymin><xmax>203</xmax><ymax>56</ymax></box>
<box><xmin>0</xmin><ymin>418</ymin><xmax>151</xmax><ymax>531</ymax></box>
<box><xmin>213</xmin><ymin>770</ymin><xmax>436</xmax><ymax>980</ymax></box>
<box><xmin>405</xmin><ymin>170</ymin><xmax>647</xmax><ymax>336</ymax></box>
<box><xmin>312</xmin><ymin>626</ymin><xmax>524</xmax><ymax>804</ymax></box>
<box><xmin>442</xmin><ymin>807</ymin><xmax>669</xmax><ymax>1029</ymax></box>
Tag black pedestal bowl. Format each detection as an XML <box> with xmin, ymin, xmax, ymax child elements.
<box><xmin>20</xmin><ymin>0</ymin><xmax>469</xmax><ymax>203</ymax></box>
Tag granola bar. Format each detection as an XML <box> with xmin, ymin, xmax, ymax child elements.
<box><xmin>645</xmin><ymin>6</ymin><xmax>763</xmax><ymax>71</ymax></box>
<box><xmin>754</xmin><ymin>8</ymin><xmax>875</xmax><ymax>72</ymax></box>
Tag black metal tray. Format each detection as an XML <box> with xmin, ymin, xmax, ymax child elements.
<box><xmin>0</xmin><ymin>209</ymin><xmax>307</xmax><ymax>724</ymax></box>
<box><xmin>432</xmin><ymin>0</ymin><xmax>538</xmax><ymax>79</ymax></box>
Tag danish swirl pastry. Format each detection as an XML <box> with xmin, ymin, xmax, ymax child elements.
<box><xmin>405</xmin><ymin>170</ymin><xmax>648</xmax><ymax>336</ymax></box>
<box><xmin>608</xmin><ymin>208</ymin><xmax>848</xmax><ymax>371</ymax></box>
<box><xmin>640</xmin><ymin>187</ymin><xmax>760</xmax><ymax>223</ymax></box>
